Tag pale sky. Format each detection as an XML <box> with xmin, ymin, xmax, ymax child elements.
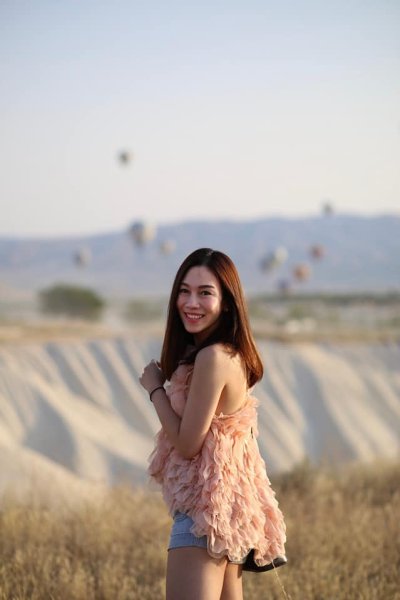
<box><xmin>1</xmin><ymin>0</ymin><xmax>399</xmax><ymax>238</ymax></box>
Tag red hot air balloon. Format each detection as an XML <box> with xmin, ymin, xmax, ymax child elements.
<box><xmin>309</xmin><ymin>244</ymin><xmax>325</xmax><ymax>260</ymax></box>
<box><xmin>293</xmin><ymin>263</ymin><xmax>311</xmax><ymax>282</ymax></box>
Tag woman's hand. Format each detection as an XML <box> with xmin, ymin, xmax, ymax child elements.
<box><xmin>139</xmin><ymin>359</ymin><xmax>166</xmax><ymax>393</ymax></box>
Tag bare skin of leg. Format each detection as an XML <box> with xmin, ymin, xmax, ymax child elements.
<box><xmin>220</xmin><ymin>562</ymin><xmax>243</xmax><ymax>600</ymax></box>
<box><xmin>166</xmin><ymin>547</ymin><xmax>243</xmax><ymax>600</ymax></box>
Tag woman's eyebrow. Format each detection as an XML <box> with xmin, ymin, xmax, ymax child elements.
<box><xmin>181</xmin><ymin>282</ymin><xmax>216</xmax><ymax>289</ymax></box>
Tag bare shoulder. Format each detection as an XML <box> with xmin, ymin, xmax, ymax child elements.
<box><xmin>195</xmin><ymin>343</ymin><xmax>234</xmax><ymax>367</ymax></box>
<box><xmin>194</xmin><ymin>344</ymin><xmax>245</xmax><ymax>382</ymax></box>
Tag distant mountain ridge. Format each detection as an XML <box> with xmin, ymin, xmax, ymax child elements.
<box><xmin>0</xmin><ymin>214</ymin><xmax>399</xmax><ymax>297</ymax></box>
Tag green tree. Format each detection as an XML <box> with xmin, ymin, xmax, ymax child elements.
<box><xmin>39</xmin><ymin>284</ymin><xmax>105</xmax><ymax>320</ymax></box>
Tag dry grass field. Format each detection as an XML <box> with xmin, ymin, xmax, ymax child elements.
<box><xmin>0</xmin><ymin>460</ymin><xmax>399</xmax><ymax>600</ymax></box>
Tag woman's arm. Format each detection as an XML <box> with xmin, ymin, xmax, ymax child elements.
<box><xmin>140</xmin><ymin>346</ymin><xmax>227</xmax><ymax>459</ymax></box>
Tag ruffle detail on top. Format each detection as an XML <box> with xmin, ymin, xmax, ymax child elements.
<box><xmin>148</xmin><ymin>363</ymin><xmax>286</xmax><ymax>566</ymax></box>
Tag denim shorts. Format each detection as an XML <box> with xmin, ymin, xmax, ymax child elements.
<box><xmin>168</xmin><ymin>511</ymin><xmax>208</xmax><ymax>551</ymax></box>
<box><xmin>168</xmin><ymin>512</ymin><xmax>246</xmax><ymax>564</ymax></box>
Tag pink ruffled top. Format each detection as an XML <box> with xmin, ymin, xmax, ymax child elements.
<box><xmin>148</xmin><ymin>363</ymin><xmax>286</xmax><ymax>566</ymax></box>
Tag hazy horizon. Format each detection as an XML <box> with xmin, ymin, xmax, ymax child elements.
<box><xmin>0</xmin><ymin>210</ymin><xmax>398</xmax><ymax>241</ymax></box>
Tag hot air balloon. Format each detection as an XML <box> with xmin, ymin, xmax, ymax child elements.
<box><xmin>321</xmin><ymin>200</ymin><xmax>334</xmax><ymax>216</ymax></box>
<box><xmin>259</xmin><ymin>254</ymin><xmax>275</xmax><ymax>273</ymax></box>
<box><xmin>117</xmin><ymin>150</ymin><xmax>133</xmax><ymax>166</ymax></box>
<box><xmin>73</xmin><ymin>247</ymin><xmax>91</xmax><ymax>268</ymax></box>
<box><xmin>274</xmin><ymin>246</ymin><xmax>288</xmax><ymax>264</ymax></box>
<box><xmin>309</xmin><ymin>244</ymin><xmax>325</xmax><ymax>260</ymax></box>
<box><xmin>129</xmin><ymin>221</ymin><xmax>156</xmax><ymax>247</ymax></box>
<box><xmin>293</xmin><ymin>263</ymin><xmax>311</xmax><ymax>282</ymax></box>
<box><xmin>260</xmin><ymin>246</ymin><xmax>288</xmax><ymax>273</ymax></box>
<box><xmin>277</xmin><ymin>278</ymin><xmax>292</xmax><ymax>294</ymax></box>
<box><xmin>159</xmin><ymin>239</ymin><xmax>176</xmax><ymax>256</ymax></box>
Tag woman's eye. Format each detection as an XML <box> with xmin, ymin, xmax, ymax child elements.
<box><xmin>201</xmin><ymin>290</ymin><xmax>211</xmax><ymax>295</ymax></box>
<box><xmin>179</xmin><ymin>288</ymin><xmax>189</xmax><ymax>294</ymax></box>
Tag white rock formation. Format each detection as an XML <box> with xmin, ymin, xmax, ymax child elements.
<box><xmin>0</xmin><ymin>336</ymin><xmax>399</xmax><ymax>500</ymax></box>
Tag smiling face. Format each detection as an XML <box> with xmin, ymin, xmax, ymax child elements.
<box><xmin>176</xmin><ymin>266</ymin><xmax>224</xmax><ymax>345</ymax></box>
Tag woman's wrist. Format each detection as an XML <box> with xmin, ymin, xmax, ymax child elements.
<box><xmin>149</xmin><ymin>385</ymin><xmax>165</xmax><ymax>402</ymax></box>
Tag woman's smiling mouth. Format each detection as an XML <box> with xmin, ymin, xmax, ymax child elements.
<box><xmin>184</xmin><ymin>313</ymin><xmax>204</xmax><ymax>322</ymax></box>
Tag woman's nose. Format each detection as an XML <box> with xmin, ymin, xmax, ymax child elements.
<box><xmin>186</xmin><ymin>293</ymin><xmax>200</xmax><ymax>307</ymax></box>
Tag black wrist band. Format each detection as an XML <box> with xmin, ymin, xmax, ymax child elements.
<box><xmin>149</xmin><ymin>385</ymin><xmax>164</xmax><ymax>402</ymax></box>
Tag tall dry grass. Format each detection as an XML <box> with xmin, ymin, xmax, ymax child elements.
<box><xmin>0</xmin><ymin>460</ymin><xmax>399</xmax><ymax>600</ymax></box>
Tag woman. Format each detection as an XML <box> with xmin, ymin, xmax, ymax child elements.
<box><xmin>140</xmin><ymin>248</ymin><xmax>286</xmax><ymax>600</ymax></box>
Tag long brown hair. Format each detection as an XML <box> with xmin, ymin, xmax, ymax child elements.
<box><xmin>160</xmin><ymin>248</ymin><xmax>263</xmax><ymax>387</ymax></box>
